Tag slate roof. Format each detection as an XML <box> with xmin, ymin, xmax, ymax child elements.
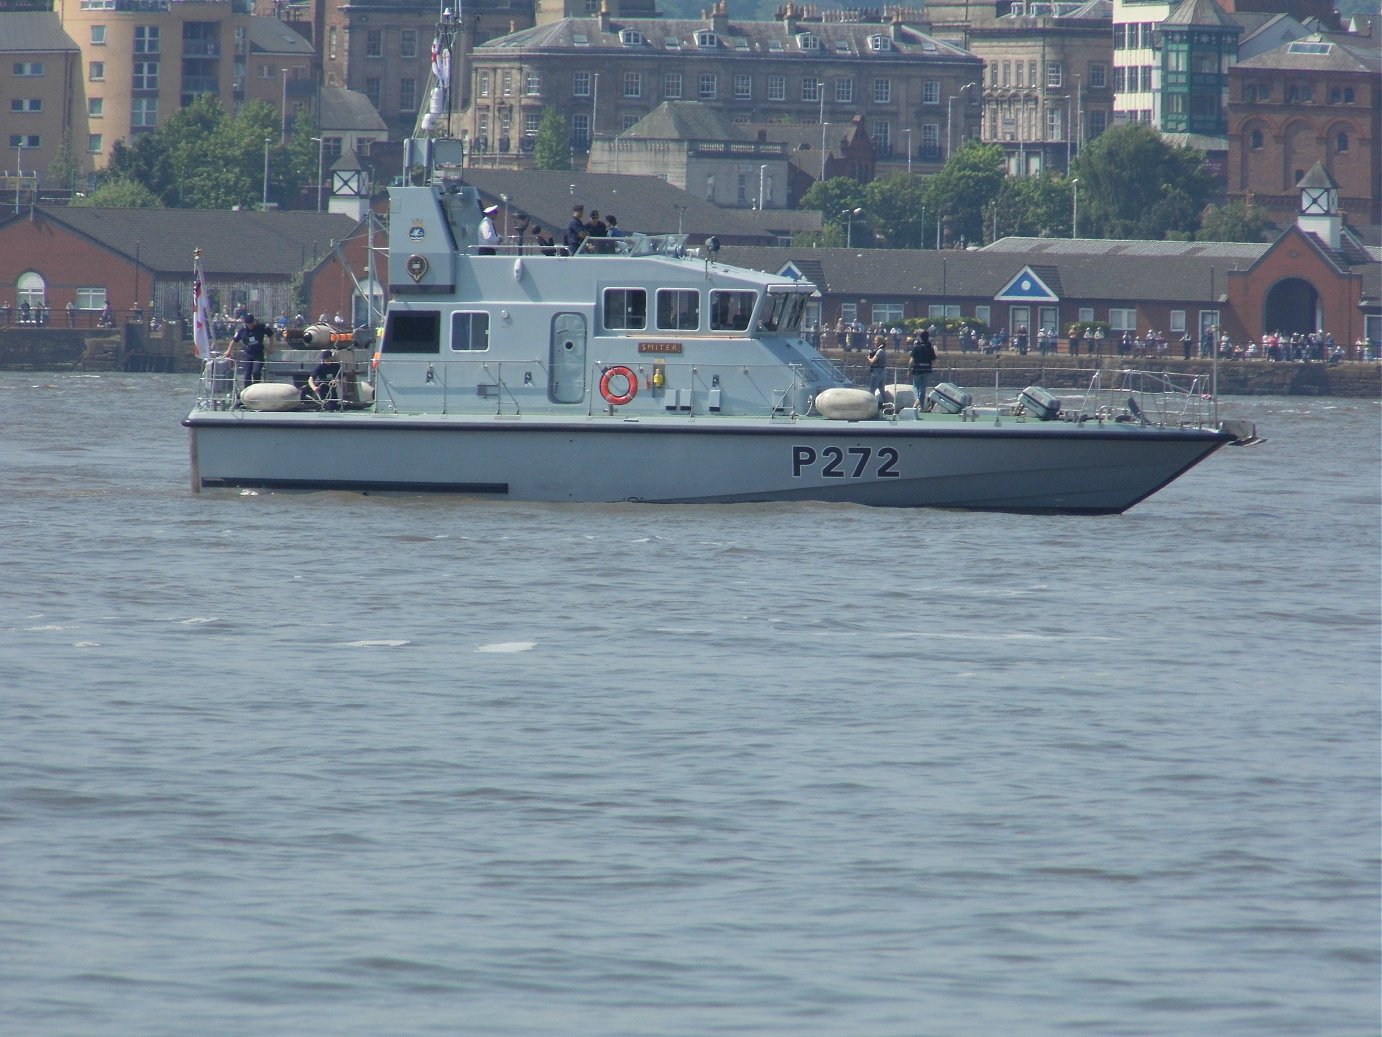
<box><xmin>12</xmin><ymin>207</ymin><xmax>359</xmax><ymax>278</ymax></box>
<box><xmin>1234</xmin><ymin>32</ymin><xmax>1382</xmax><ymax>73</ymax></box>
<box><xmin>1163</xmin><ymin>0</ymin><xmax>1240</xmax><ymax>30</ymax></box>
<box><xmin>458</xmin><ymin>169</ymin><xmax>779</xmax><ymax>243</ymax></box>
<box><xmin>0</xmin><ymin>12</ymin><xmax>79</xmax><ymax>53</ymax></box>
<box><xmin>480</xmin><ymin>15</ymin><xmax>974</xmax><ymax>62</ymax></box>
<box><xmin>248</xmin><ymin>15</ymin><xmax>315</xmax><ymax>56</ymax></box>
<box><xmin>319</xmin><ymin>86</ymin><xmax>389</xmax><ymax>135</ymax></box>
<box><xmin>714</xmin><ymin>240</ymin><xmax>1272</xmax><ymax>303</ymax></box>
<box><xmin>623</xmin><ymin>102</ymin><xmax>750</xmax><ymax>142</ymax></box>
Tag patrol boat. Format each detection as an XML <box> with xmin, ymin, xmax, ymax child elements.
<box><xmin>183</xmin><ymin>146</ymin><xmax>1252</xmax><ymax>514</ymax></box>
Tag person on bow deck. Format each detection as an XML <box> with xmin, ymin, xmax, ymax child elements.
<box><xmin>866</xmin><ymin>335</ymin><xmax>888</xmax><ymax>399</ymax></box>
<box><xmin>909</xmin><ymin>328</ymin><xmax>936</xmax><ymax>413</ymax></box>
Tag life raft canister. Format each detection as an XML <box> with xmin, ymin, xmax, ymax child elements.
<box><xmin>600</xmin><ymin>365</ymin><xmax>638</xmax><ymax>406</ymax></box>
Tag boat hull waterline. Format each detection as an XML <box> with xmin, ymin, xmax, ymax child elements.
<box><xmin>185</xmin><ymin>413</ymin><xmax>1232</xmax><ymax>514</ymax></box>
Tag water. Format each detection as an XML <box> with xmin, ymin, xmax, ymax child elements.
<box><xmin>2</xmin><ymin>372</ymin><xmax>1378</xmax><ymax>1037</ymax></box>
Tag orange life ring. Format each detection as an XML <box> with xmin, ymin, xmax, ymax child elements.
<box><xmin>600</xmin><ymin>365</ymin><xmax>638</xmax><ymax>406</ymax></box>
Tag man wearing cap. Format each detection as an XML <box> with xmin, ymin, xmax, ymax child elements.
<box><xmin>478</xmin><ymin>204</ymin><xmax>500</xmax><ymax>255</ymax></box>
<box><xmin>564</xmin><ymin>204</ymin><xmax>586</xmax><ymax>254</ymax></box>
<box><xmin>230</xmin><ymin>312</ymin><xmax>273</xmax><ymax>392</ymax></box>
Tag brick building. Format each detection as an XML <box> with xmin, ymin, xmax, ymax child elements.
<box><xmin>1227</xmin><ymin>25</ymin><xmax>1380</xmax><ymax>225</ymax></box>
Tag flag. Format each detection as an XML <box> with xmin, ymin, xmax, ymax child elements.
<box><xmin>192</xmin><ymin>248</ymin><xmax>213</xmax><ymax>360</ymax></box>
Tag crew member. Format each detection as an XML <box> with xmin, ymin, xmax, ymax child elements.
<box><xmin>231</xmin><ymin>312</ymin><xmax>273</xmax><ymax>390</ymax></box>
<box><xmin>478</xmin><ymin>205</ymin><xmax>500</xmax><ymax>255</ymax></box>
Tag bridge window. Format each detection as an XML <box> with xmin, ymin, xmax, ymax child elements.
<box><xmin>710</xmin><ymin>289</ymin><xmax>756</xmax><ymax>331</ymax></box>
<box><xmin>656</xmin><ymin>289</ymin><xmax>699</xmax><ymax>331</ymax></box>
<box><xmin>603</xmin><ymin>288</ymin><xmax>646</xmax><ymax>330</ymax></box>
<box><xmin>450</xmin><ymin>311</ymin><xmax>490</xmax><ymax>351</ymax></box>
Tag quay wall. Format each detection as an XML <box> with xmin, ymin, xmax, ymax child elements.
<box><xmin>0</xmin><ymin>324</ymin><xmax>198</xmax><ymax>373</ymax></box>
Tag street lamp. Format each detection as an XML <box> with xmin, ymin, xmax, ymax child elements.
<box><xmin>13</xmin><ymin>141</ymin><xmax>22</xmax><ymax>216</ymax></box>
<box><xmin>1071</xmin><ymin>177</ymin><xmax>1079</xmax><ymax>238</ymax></box>
<box><xmin>841</xmin><ymin>207</ymin><xmax>863</xmax><ymax>248</ymax></box>
<box><xmin>758</xmin><ymin>163</ymin><xmax>767</xmax><ymax>210</ymax></box>
<box><xmin>262</xmin><ymin>137</ymin><xmax>271</xmax><ymax>210</ymax></box>
<box><xmin>310</xmin><ymin>136</ymin><xmax>325</xmax><ymax>212</ymax></box>
<box><xmin>946</xmin><ymin>82</ymin><xmax>977</xmax><ymax>160</ymax></box>
<box><xmin>281</xmin><ymin>68</ymin><xmax>290</xmax><ymax>145</ymax></box>
<box><xmin>904</xmin><ymin>127</ymin><xmax>913</xmax><ymax>175</ymax></box>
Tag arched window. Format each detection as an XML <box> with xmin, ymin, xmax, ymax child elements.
<box><xmin>1336</xmin><ymin>132</ymin><xmax>1349</xmax><ymax>153</ymax></box>
<box><xmin>17</xmin><ymin>270</ymin><xmax>46</xmax><ymax>309</ymax></box>
<box><xmin>1250</xmin><ymin>128</ymin><xmax>1263</xmax><ymax>149</ymax></box>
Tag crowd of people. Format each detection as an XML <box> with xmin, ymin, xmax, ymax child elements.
<box><xmin>805</xmin><ymin>318</ymin><xmax>1377</xmax><ymax>363</ymax></box>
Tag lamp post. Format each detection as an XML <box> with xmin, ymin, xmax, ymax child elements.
<box><xmin>758</xmin><ymin>163</ymin><xmax>767</xmax><ymax>209</ymax></box>
<box><xmin>262</xmin><ymin>137</ymin><xmax>271</xmax><ymax>210</ymax></box>
<box><xmin>310</xmin><ymin>136</ymin><xmax>324</xmax><ymax>212</ymax></box>
<box><xmin>1071</xmin><ymin>177</ymin><xmax>1079</xmax><ymax>238</ymax></box>
<box><xmin>920</xmin><ymin>204</ymin><xmax>926</xmax><ymax>250</ymax></box>
<box><xmin>842</xmin><ymin>207</ymin><xmax>863</xmax><ymax>248</ymax></box>
<box><xmin>946</xmin><ymin>82</ymin><xmax>976</xmax><ymax>160</ymax></box>
<box><xmin>904</xmin><ymin>127</ymin><xmax>913</xmax><ymax>175</ymax></box>
<box><xmin>13</xmin><ymin>141</ymin><xmax>22</xmax><ymax>216</ymax></box>
<box><xmin>281</xmin><ymin>68</ymin><xmax>290</xmax><ymax>145</ymax></box>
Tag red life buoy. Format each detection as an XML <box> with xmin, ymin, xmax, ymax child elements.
<box><xmin>600</xmin><ymin>365</ymin><xmax>638</xmax><ymax>406</ymax></box>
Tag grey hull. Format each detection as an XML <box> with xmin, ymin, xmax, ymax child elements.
<box><xmin>185</xmin><ymin>412</ymin><xmax>1232</xmax><ymax>514</ymax></box>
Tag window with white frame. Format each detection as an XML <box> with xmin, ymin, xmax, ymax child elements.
<box><xmin>699</xmin><ymin>73</ymin><xmax>717</xmax><ymax>99</ymax></box>
<box><xmin>767</xmin><ymin>75</ymin><xmax>785</xmax><ymax>101</ymax></box>
<box><xmin>88</xmin><ymin>61</ymin><xmax>104</xmax><ymax>81</ymax></box>
<box><xmin>604</xmin><ymin>288</ymin><xmax>647</xmax><ymax>330</ymax></box>
<box><xmin>839</xmin><ymin>302</ymin><xmax>858</xmax><ymax>324</ymax></box>
<box><xmin>873</xmin><ymin>78</ymin><xmax>891</xmax><ymax>103</ymax></box>
<box><xmin>401</xmin><ymin>30</ymin><xmax>416</xmax><ymax>58</ymax></box>
<box><xmin>131</xmin><ymin>97</ymin><xmax>157</xmax><ymax>127</ymax></box>
<box><xmin>88</xmin><ymin>98</ymin><xmax>103</xmax><ymax>118</ymax></box>
<box><xmin>87</xmin><ymin>133</ymin><xmax>102</xmax><ymax>153</ymax></box>
<box><xmin>132</xmin><ymin>61</ymin><xmax>158</xmax><ymax>90</ymax></box>
<box><xmin>523</xmin><ymin>112</ymin><xmax>540</xmax><ymax>136</ymax></box>
<box><xmin>365</xmin><ymin>29</ymin><xmax>382</xmax><ymax>57</ymax></box>
<box><xmin>133</xmin><ymin>26</ymin><xmax>159</xmax><ymax>53</ymax></box>
<box><xmin>13</xmin><ymin>63</ymin><xmax>44</xmax><ymax>76</ymax></box>
<box><xmin>570</xmin><ymin>113</ymin><xmax>589</xmax><ymax>145</ymax></box>
<box><xmin>623</xmin><ymin>71</ymin><xmax>641</xmax><ymax>98</ymax></box>
<box><xmin>657</xmin><ymin>289</ymin><xmax>700</xmax><ymax>331</ymax></box>
<box><xmin>90</xmin><ymin>25</ymin><xmax>106</xmax><ymax>44</ymax></box>
<box><xmin>796</xmin><ymin>32</ymin><xmax>821</xmax><ymax>50</ymax></box>
<box><xmin>1078</xmin><ymin>306</ymin><xmax>1094</xmax><ymax>323</ymax></box>
<box><xmin>1090</xmin><ymin>63</ymin><xmax>1106</xmax><ymax>88</ymax></box>
<box><xmin>1169</xmin><ymin>310</ymin><xmax>1186</xmax><ymax>333</ymax></box>
<box><xmin>872</xmin><ymin>120</ymin><xmax>890</xmax><ymax>153</ymax></box>
<box><xmin>801</xmin><ymin>76</ymin><xmax>820</xmax><ymax>102</ymax></box>
<box><xmin>479</xmin><ymin>70</ymin><xmax>492</xmax><ymax>96</ymax></box>
<box><xmin>975</xmin><ymin>305</ymin><xmax>991</xmax><ymax>326</ymax></box>
<box><xmin>1108</xmin><ymin>308</ymin><xmax>1137</xmax><ymax>331</ymax></box>
<box><xmin>872</xmin><ymin>303</ymin><xmax>904</xmax><ymax>324</ymax></box>
<box><xmin>664</xmin><ymin>71</ymin><xmax>682</xmax><ymax>98</ymax></box>
<box><xmin>76</xmin><ymin>287</ymin><xmax>107</xmax><ymax>310</ymax></box>
<box><xmin>571</xmin><ymin>71</ymin><xmax>588</xmax><ymax>97</ymax></box>
<box><xmin>921</xmin><ymin>122</ymin><xmax>939</xmax><ymax>149</ymax></box>
<box><xmin>502</xmin><ymin>71</ymin><xmax>513</xmax><ymax>96</ymax></box>
<box><xmin>927</xmin><ymin>304</ymin><xmax>961</xmax><ymax>318</ymax></box>
<box><xmin>923</xmin><ymin>80</ymin><xmax>940</xmax><ymax>105</ymax></box>
<box><xmin>1046</xmin><ymin>62</ymin><xmax>1062</xmax><ymax>88</ymax></box>
<box><xmin>10</xmin><ymin>99</ymin><xmax>41</xmax><ymax>112</ymax></box>
<box><xmin>525</xmin><ymin>71</ymin><xmax>541</xmax><ymax>96</ymax></box>
<box><xmin>835</xmin><ymin>78</ymin><xmax>853</xmax><ymax>103</ymax></box>
<box><xmin>620</xmin><ymin>29</ymin><xmax>643</xmax><ymax>45</ymax></box>
<box><xmin>695</xmin><ymin>30</ymin><xmax>718</xmax><ymax>47</ymax></box>
<box><xmin>734</xmin><ymin>73</ymin><xmax>752</xmax><ymax>100</ymax></box>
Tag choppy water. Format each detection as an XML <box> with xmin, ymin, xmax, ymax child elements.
<box><xmin>2</xmin><ymin>373</ymin><xmax>1378</xmax><ymax>1037</ymax></box>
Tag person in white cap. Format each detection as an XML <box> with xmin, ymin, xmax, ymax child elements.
<box><xmin>478</xmin><ymin>204</ymin><xmax>500</xmax><ymax>255</ymax></box>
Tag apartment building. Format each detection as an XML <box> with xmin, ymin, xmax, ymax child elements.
<box><xmin>969</xmin><ymin>0</ymin><xmax>1114</xmax><ymax>176</ymax></box>
<box><xmin>460</xmin><ymin>1</ymin><xmax>983</xmax><ymax>173</ymax></box>
<box><xmin>1</xmin><ymin>11</ymin><xmax>83</xmax><ymax>181</ymax></box>
<box><xmin>55</xmin><ymin>0</ymin><xmax>254</xmax><ymax>168</ymax></box>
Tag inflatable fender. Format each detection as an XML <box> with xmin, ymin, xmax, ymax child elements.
<box><xmin>816</xmin><ymin>387</ymin><xmax>879</xmax><ymax>421</ymax></box>
<box><xmin>240</xmin><ymin>382</ymin><xmax>301</xmax><ymax>412</ymax></box>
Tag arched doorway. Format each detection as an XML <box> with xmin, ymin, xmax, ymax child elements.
<box><xmin>1263</xmin><ymin>277</ymin><xmax>1320</xmax><ymax>336</ymax></box>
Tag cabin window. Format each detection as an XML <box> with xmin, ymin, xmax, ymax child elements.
<box><xmin>603</xmin><ymin>288</ymin><xmax>646</xmax><ymax>330</ymax></box>
<box><xmin>451</xmin><ymin>311</ymin><xmax>490</xmax><ymax>351</ymax></box>
<box><xmin>383</xmin><ymin>310</ymin><xmax>441</xmax><ymax>353</ymax></box>
<box><xmin>656</xmin><ymin>289</ymin><xmax>700</xmax><ymax>331</ymax></box>
<box><xmin>758</xmin><ymin>291</ymin><xmax>808</xmax><ymax>333</ymax></box>
<box><xmin>710</xmin><ymin>290</ymin><xmax>756</xmax><ymax>331</ymax></box>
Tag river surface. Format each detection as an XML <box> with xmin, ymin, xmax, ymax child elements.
<box><xmin>2</xmin><ymin>373</ymin><xmax>1378</xmax><ymax>1037</ymax></box>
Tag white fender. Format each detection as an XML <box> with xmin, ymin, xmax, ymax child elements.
<box><xmin>816</xmin><ymin>387</ymin><xmax>879</xmax><ymax>421</ymax></box>
<box><xmin>240</xmin><ymin>382</ymin><xmax>301</xmax><ymax>412</ymax></box>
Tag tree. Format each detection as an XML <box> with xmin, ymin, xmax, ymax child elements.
<box><xmin>985</xmin><ymin>174</ymin><xmax>1073</xmax><ymax>241</ymax></box>
<box><xmin>533</xmin><ymin>108</ymin><xmax>572</xmax><ymax>171</ymax></box>
<box><xmin>69</xmin><ymin>178</ymin><xmax>164</xmax><ymax>208</ymax></box>
<box><xmin>863</xmin><ymin>172</ymin><xmax>930</xmax><ymax>249</ymax></box>
<box><xmin>923</xmin><ymin>140</ymin><xmax>1006</xmax><ymax>247</ymax></box>
<box><xmin>47</xmin><ymin>135</ymin><xmax>81</xmax><ymax>194</ymax></box>
<box><xmin>1196</xmin><ymin>200</ymin><xmax>1270</xmax><ymax>242</ymax></box>
<box><xmin>1069</xmin><ymin>124</ymin><xmax>1215</xmax><ymax>240</ymax></box>
<box><xmin>800</xmin><ymin>177</ymin><xmax>871</xmax><ymax>245</ymax></box>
